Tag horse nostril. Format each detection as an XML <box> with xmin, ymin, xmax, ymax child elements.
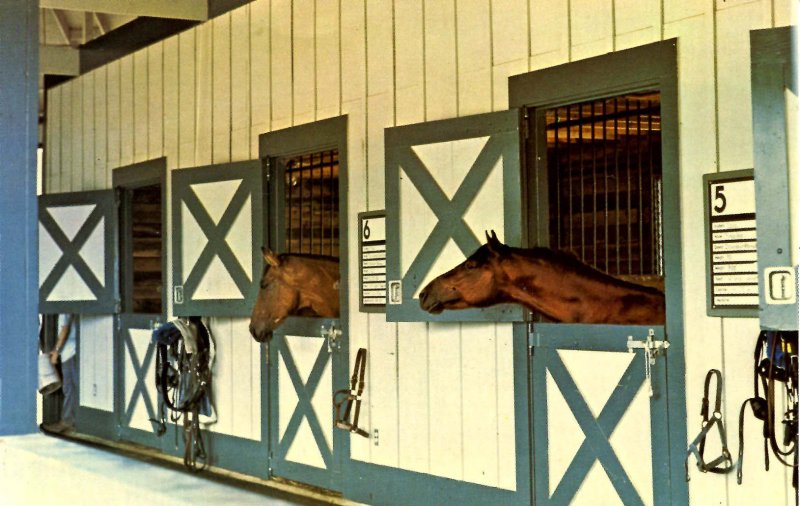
<box><xmin>249</xmin><ymin>324</ymin><xmax>258</xmax><ymax>339</ymax></box>
<box><xmin>419</xmin><ymin>289</ymin><xmax>428</xmax><ymax>303</ymax></box>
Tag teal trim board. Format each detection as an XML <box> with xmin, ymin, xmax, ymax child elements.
<box><xmin>510</xmin><ymin>39</ymin><xmax>687</xmax><ymax>505</ymax></box>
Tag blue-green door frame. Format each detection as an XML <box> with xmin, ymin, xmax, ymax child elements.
<box><xmin>259</xmin><ymin>115</ymin><xmax>350</xmax><ymax>492</ymax></box>
<box><xmin>509</xmin><ymin>39</ymin><xmax>688</xmax><ymax>505</ymax></box>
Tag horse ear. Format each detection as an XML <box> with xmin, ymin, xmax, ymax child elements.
<box><xmin>485</xmin><ymin>230</ymin><xmax>502</xmax><ymax>249</ymax></box>
<box><xmin>262</xmin><ymin>247</ymin><xmax>281</xmax><ymax>267</ymax></box>
<box><xmin>485</xmin><ymin>230</ymin><xmax>509</xmax><ymax>256</ymax></box>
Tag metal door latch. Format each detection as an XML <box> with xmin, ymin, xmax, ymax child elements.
<box><xmin>627</xmin><ymin>329</ymin><xmax>670</xmax><ymax>397</ymax></box>
<box><xmin>322</xmin><ymin>323</ymin><xmax>342</xmax><ymax>352</ymax></box>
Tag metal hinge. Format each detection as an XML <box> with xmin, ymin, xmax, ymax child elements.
<box><xmin>528</xmin><ymin>329</ymin><xmax>541</xmax><ymax>348</ymax></box>
<box><xmin>522</xmin><ymin>109</ymin><xmax>530</xmax><ymax>139</ymax></box>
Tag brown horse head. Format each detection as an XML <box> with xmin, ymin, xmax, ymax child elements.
<box><xmin>249</xmin><ymin>248</ymin><xmax>340</xmax><ymax>343</ymax></box>
<box><xmin>419</xmin><ymin>231</ymin><xmax>511</xmax><ymax>314</ymax></box>
<box><xmin>419</xmin><ymin>231</ymin><xmax>665</xmax><ymax>324</ymax></box>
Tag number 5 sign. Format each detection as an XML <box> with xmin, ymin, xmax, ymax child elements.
<box><xmin>709</xmin><ymin>179</ymin><xmax>756</xmax><ymax>217</ymax></box>
<box><xmin>703</xmin><ymin>169</ymin><xmax>759</xmax><ymax>316</ymax></box>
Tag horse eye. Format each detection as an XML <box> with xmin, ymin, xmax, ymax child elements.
<box><xmin>465</xmin><ymin>260</ymin><xmax>477</xmax><ymax>270</ymax></box>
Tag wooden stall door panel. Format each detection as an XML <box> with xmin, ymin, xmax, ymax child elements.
<box><xmin>123</xmin><ymin>327</ymin><xmax>158</xmax><ymax>433</ymax></box>
<box><xmin>39</xmin><ymin>190</ymin><xmax>118</xmax><ymax>314</ymax></box>
<box><xmin>270</xmin><ymin>317</ymin><xmax>340</xmax><ymax>491</ymax></box>
<box><xmin>386</xmin><ymin>109</ymin><xmax>523</xmax><ymax>322</ymax></box>
<box><xmin>544</xmin><ymin>350</ymin><xmax>654</xmax><ymax>505</ymax></box>
<box><xmin>181</xmin><ymin>178</ymin><xmax>251</xmax><ymax>298</ymax></box>
<box><xmin>532</xmin><ymin>325</ymin><xmax>670</xmax><ymax>506</ymax></box>
<box><xmin>399</xmin><ymin>135</ymin><xmax>509</xmax><ymax>301</ymax></box>
<box><xmin>278</xmin><ymin>335</ymin><xmax>333</xmax><ymax>469</ymax></box>
<box><xmin>171</xmin><ymin>161</ymin><xmax>264</xmax><ymax>317</ymax></box>
<box><xmin>118</xmin><ymin>315</ymin><xmax>163</xmax><ymax>450</ymax></box>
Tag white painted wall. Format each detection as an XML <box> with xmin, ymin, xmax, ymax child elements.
<box><xmin>79</xmin><ymin>316</ymin><xmax>114</xmax><ymax>412</ymax></box>
<box><xmin>45</xmin><ymin>0</ymin><xmax>796</xmax><ymax>501</ymax></box>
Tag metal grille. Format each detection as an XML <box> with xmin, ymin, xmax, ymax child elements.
<box><xmin>130</xmin><ymin>184</ymin><xmax>162</xmax><ymax>313</ymax></box>
<box><xmin>283</xmin><ymin>149</ymin><xmax>339</xmax><ymax>257</ymax></box>
<box><xmin>545</xmin><ymin>92</ymin><xmax>663</xmax><ymax>280</ymax></box>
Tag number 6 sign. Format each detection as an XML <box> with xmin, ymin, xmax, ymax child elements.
<box><xmin>358</xmin><ymin>211</ymin><xmax>387</xmax><ymax>312</ymax></box>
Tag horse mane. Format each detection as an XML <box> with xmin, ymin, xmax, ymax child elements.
<box><xmin>259</xmin><ymin>252</ymin><xmax>338</xmax><ymax>283</ymax></box>
<box><xmin>511</xmin><ymin>246</ymin><xmax>664</xmax><ymax>295</ymax></box>
<box><xmin>278</xmin><ymin>252</ymin><xmax>339</xmax><ymax>263</ymax></box>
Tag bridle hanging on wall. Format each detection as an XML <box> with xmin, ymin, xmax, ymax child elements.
<box><xmin>151</xmin><ymin>317</ymin><xmax>216</xmax><ymax>473</ymax></box>
<box><xmin>737</xmin><ymin>330</ymin><xmax>798</xmax><ymax>487</ymax></box>
<box><xmin>686</xmin><ymin>331</ymin><xmax>798</xmax><ymax>491</ymax></box>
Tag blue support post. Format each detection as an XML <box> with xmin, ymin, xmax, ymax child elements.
<box><xmin>0</xmin><ymin>0</ymin><xmax>39</xmax><ymax>435</ymax></box>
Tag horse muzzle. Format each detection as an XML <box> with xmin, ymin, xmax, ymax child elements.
<box><xmin>249</xmin><ymin>322</ymin><xmax>273</xmax><ymax>343</ymax></box>
<box><xmin>418</xmin><ymin>287</ymin><xmax>445</xmax><ymax>314</ymax></box>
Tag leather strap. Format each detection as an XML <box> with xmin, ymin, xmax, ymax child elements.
<box><xmin>686</xmin><ymin>369</ymin><xmax>734</xmax><ymax>480</ymax></box>
<box><xmin>334</xmin><ymin>348</ymin><xmax>369</xmax><ymax>438</ymax></box>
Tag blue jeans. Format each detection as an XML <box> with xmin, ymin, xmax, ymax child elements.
<box><xmin>61</xmin><ymin>356</ymin><xmax>77</xmax><ymax>426</ymax></box>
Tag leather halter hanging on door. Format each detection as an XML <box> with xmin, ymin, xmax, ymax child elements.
<box><xmin>686</xmin><ymin>369</ymin><xmax>735</xmax><ymax>478</ymax></box>
<box><xmin>334</xmin><ymin>348</ymin><xmax>369</xmax><ymax>438</ymax></box>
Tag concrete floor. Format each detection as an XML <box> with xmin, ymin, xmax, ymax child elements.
<box><xmin>0</xmin><ymin>433</ymin><xmax>332</xmax><ymax>506</ymax></box>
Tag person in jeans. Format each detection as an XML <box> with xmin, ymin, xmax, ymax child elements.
<box><xmin>46</xmin><ymin>314</ymin><xmax>76</xmax><ymax>434</ymax></box>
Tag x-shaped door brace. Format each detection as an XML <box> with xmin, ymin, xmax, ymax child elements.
<box><xmin>276</xmin><ymin>339</ymin><xmax>333</xmax><ymax>469</ymax></box>
<box><xmin>181</xmin><ymin>181</ymin><xmax>252</xmax><ymax>299</ymax></box>
<box><xmin>541</xmin><ymin>348</ymin><xmax>646</xmax><ymax>506</ymax></box>
<box><xmin>39</xmin><ymin>206</ymin><xmax>106</xmax><ymax>300</ymax></box>
<box><xmin>122</xmin><ymin>328</ymin><xmax>157</xmax><ymax>428</ymax></box>
<box><xmin>397</xmin><ymin>136</ymin><xmax>505</xmax><ymax>297</ymax></box>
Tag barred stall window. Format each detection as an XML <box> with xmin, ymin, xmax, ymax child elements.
<box><xmin>282</xmin><ymin>149</ymin><xmax>340</xmax><ymax>258</ymax></box>
<box><xmin>128</xmin><ymin>184</ymin><xmax>162</xmax><ymax>314</ymax></box>
<box><xmin>541</xmin><ymin>92</ymin><xmax>663</xmax><ymax>287</ymax></box>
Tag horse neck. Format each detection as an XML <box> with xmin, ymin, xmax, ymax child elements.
<box><xmin>498</xmin><ymin>252</ymin><xmax>652</xmax><ymax>321</ymax></box>
<box><xmin>285</xmin><ymin>258</ymin><xmax>339</xmax><ymax>314</ymax></box>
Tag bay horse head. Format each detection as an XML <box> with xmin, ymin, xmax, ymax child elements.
<box><xmin>419</xmin><ymin>231</ymin><xmax>665</xmax><ymax>324</ymax></box>
<box><xmin>419</xmin><ymin>231</ymin><xmax>510</xmax><ymax>314</ymax></box>
<box><xmin>249</xmin><ymin>248</ymin><xmax>340</xmax><ymax>343</ymax></box>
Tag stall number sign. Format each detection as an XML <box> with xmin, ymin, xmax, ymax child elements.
<box><xmin>359</xmin><ymin>212</ymin><xmax>387</xmax><ymax>310</ymax></box>
<box><xmin>707</xmin><ymin>175</ymin><xmax>758</xmax><ymax>310</ymax></box>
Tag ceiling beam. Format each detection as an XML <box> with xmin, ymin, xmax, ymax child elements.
<box><xmin>93</xmin><ymin>12</ymin><xmax>109</xmax><ymax>35</ymax></box>
<box><xmin>49</xmin><ymin>9</ymin><xmax>74</xmax><ymax>46</ymax></box>
<box><xmin>40</xmin><ymin>45</ymin><xmax>80</xmax><ymax>76</ymax></box>
<box><xmin>39</xmin><ymin>0</ymin><xmax>208</xmax><ymax>20</ymax></box>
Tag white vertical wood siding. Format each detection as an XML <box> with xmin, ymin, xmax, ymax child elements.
<box><xmin>79</xmin><ymin>316</ymin><xmax>114</xmax><ymax>412</ymax></box>
<box><xmin>44</xmin><ymin>0</ymin><xmax>795</xmax><ymax>501</ymax></box>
